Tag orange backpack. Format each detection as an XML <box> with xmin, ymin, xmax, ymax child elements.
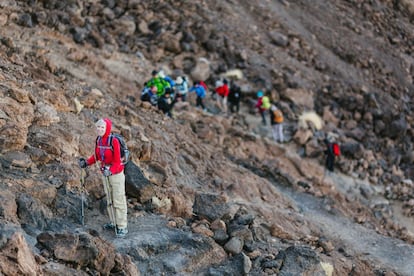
<box><xmin>273</xmin><ymin>109</ymin><xmax>284</xmax><ymax>123</ymax></box>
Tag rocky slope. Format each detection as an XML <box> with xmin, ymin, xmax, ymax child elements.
<box><xmin>1</xmin><ymin>0</ymin><xmax>414</xmax><ymax>275</ymax></box>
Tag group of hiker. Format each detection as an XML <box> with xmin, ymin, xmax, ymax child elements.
<box><xmin>254</xmin><ymin>90</ymin><xmax>285</xmax><ymax>144</ymax></box>
<box><xmin>140</xmin><ymin>69</ymin><xmax>242</xmax><ymax>117</ymax></box>
<box><xmin>141</xmin><ymin>68</ymin><xmax>285</xmax><ymax>144</ymax></box>
<box><xmin>140</xmin><ymin>70</ymin><xmax>179</xmax><ymax>117</ymax></box>
<box><xmin>77</xmin><ymin>70</ymin><xmax>340</xmax><ymax>239</ymax></box>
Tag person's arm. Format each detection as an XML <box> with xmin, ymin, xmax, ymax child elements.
<box><xmin>146</xmin><ymin>79</ymin><xmax>154</xmax><ymax>88</ymax></box>
<box><xmin>109</xmin><ymin>138</ymin><xmax>123</xmax><ymax>173</ymax></box>
<box><xmin>86</xmin><ymin>145</ymin><xmax>97</xmax><ymax>165</ymax></box>
<box><xmin>162</xmin><ymin>79</ymin><xmax>171</xmax><ymax>88</ymax></box>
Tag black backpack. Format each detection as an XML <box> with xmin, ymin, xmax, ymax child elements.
<box><xmin>96</xmin><ymin>133</ymin><xmax>130</xmax><ymax>165</ymax></box>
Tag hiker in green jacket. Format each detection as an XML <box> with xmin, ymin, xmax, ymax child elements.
<box><xmin>145</xmin><ymin>70</ymin><xmax>171</xmax><ymax>97</ymax></box>
<box><xmin>255</xmin><ymin>91</ymin><xmax>270</xmax><ymax>125</ymax></box>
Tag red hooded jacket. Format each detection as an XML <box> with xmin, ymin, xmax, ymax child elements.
<box><xmin>86</xmin><ymin>118</ymin><xmax>124</xmax><ymax>174</ymax></box>
<box><xmin>215</xmin><ymin>84</ymin><xmax>229</xmax><ymax>97</ymax></box>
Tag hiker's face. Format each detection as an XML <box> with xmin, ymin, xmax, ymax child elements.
<box><xmin>96</xmin><ymin>124</ymin><xmax>106</xmax><ymax>137</ymax></box>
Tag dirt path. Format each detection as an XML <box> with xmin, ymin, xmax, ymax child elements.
<box><xmin>236</xmin><ymin>97</ymin><xmax>414</xmax><ymax>275</ymax></box>
<box><xmin>288</xmin><ymin>150</ymin><xmax>414</xmax><ymax>274</ymax></box>
<box><xmin>276</xmin><ymin>176</ymin><xmax>414</xmax><ymax>276</ymax></box>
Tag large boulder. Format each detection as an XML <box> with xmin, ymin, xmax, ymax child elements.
<box><xmin>275</xmin><ymin>245</ymin><xmax>326</xmax><ymax>275</ymax></box>
<box><xmin>191</xmin><ymin>57</ymin><xmax>211</xmax><ymax>81</ymax></box>
<box><xmin>124</xmin><ymin>161</ymin><xmax>155</xmax><ymax>203</ymax></box>
<box><xmin>192</xmin><ymin>193</ymin><xmax>229</xmax><ymax>221</ymax></box>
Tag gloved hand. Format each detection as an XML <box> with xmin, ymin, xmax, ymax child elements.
<box><xmin>102</xmin><ymin>168</ymin><xmax>112</xmax><ymax>177</ymax></box>
<box><xmin>79</xmin><ymin>158</ymin><xmax>87</xmax><ymax>168</ymax></box>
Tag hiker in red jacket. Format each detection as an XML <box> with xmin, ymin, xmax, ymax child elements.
<box><xmin>215</xmin><ymin>79</ymin><xmax>230</xmax><ymax>113</ymax></box>
<box><xmin>78</xmin><ymin>118</ymin><xmax>128</xmax><ymax>238</ymax></box>
<box><xmin>324</xmin><ymin>137</ymin><xmax>336</xmax><ymax>172</ymax></box>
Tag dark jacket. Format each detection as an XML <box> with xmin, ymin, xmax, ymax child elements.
<box><xmin>324</xmin><ymin>139</ymin><xmax>335</xmax><ymax>172</ymax></box>
<box><xmin>228</xmin><ymin>85</ymin><xmax>241</xmax><ymax>103</ymax></box>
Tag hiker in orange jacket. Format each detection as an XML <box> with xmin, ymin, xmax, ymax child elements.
<box><xmin>270</xmin><ymin>104</ymin><xmax>284</xmax><ymax>143</ymax></box>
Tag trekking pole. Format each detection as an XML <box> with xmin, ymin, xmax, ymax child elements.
<box><xmin>104</xmin><ymin>176</ymin><xmax>117</xmax><ymax>235</ymax></box>
<box><xmin>80</xmin><ymin>168</ymin><xmax>86</xmax><ymax>226</ymax></box>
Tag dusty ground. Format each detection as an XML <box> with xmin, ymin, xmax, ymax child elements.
<box><xmin>1</xmin><ymin>0</ymin><xmax>414</xmax><ymax>275</ymax></box>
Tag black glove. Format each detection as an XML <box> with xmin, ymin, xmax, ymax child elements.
<box><xmin>102</xmin><ymin>167</ymin><xmax>112</xmax><ymax>177</ymax></box>
<box><xmin>79</xmin><ymin>158</ymin><xmax>87</xmax><ymax>168</ymax></box>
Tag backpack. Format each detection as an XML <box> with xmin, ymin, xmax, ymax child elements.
<box><xmin>140</xmin><ymin>87</ymin><xmax>152</xmax><ymax>102</ymax></box>
<box><xmin>199</xmin><ymin>81</ymin><xmax>208</xmax><ymax>91</ymax></box>
<box><xmin>96</xmin><ymin>133</ymin><xmax>130</xmax><ymax>165</ymax></box>
<box><xmin>332</xmin><ymin>143</ymin><xmax>341</xmax><ymax>156</ymax></box>
<box><xmin>273</xmin><ymin>109</ymin><xmax>284</xmax><ymax>123</ymax></box>
<box><xmin>261</xmin><ymin>96</ymin><xmax>271</xmax><ymax>110</ymax></box>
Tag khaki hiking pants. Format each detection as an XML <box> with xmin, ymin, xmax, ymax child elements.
<box><xmin>102</xmin><ymin>171</ymin><xmax>127</xmax><ymax>229</ymax></box>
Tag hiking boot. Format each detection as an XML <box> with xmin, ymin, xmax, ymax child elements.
<box><xmin>103</xmin><ymin>223</ymin><xmax>115</xmax><ymax>230</ymax></box>
<box><xmin>116</xmin><ymin>227</ymin><xmax>128</xmax><ymax>238</ymax></box>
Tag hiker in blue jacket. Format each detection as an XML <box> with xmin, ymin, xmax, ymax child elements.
<box><xmin>189</xmin><ymin>81</ymin><xmax>206</xmax><ymax>111</ymax></box>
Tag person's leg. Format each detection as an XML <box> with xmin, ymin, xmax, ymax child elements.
<box><xmin>110</xmin><ymin>172</ymin><xmax>128</xmax><ymax>229</ymax></box>
<box><xmin>222</xmin><ymin>97</ymin><xmax>228</xmax><ymax>113</ymax></box>
<box><xmin>326</xmin><ymin>155</ymin><xmax>334</xmax><ymax>172</ymax></box>
<box><xmin>216</xmin><ymin>95</ymin><xmax>221</xmax><ymax>108</ymax></box>
<box><xmin>271</xmin><ymin>125</ymin><xmax>278</xmax><ymax>142</ymax></box>
<box><xmin>277</xmin><ymin>124</ymin><xmax>284</xmax><ymax>143</ymax></box>
<box><xmin>260</xmin><ymin>111</ymin><xmax>266</xmax><ymax>125</ymax></box>
<box><xmin>197</xmin><ymin>97</ymin><xmax>206</xmax><ymax>109</ymax></box>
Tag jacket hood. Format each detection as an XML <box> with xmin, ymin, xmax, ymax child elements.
<box><xmin>103</xmin><ymin>118</ymin><xmax>112</xmax><ymax>138</ymax></box>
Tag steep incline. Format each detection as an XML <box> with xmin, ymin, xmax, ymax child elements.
<box><xmin>1</xmin><ymin>0</ymin><xmax>414</xmax><ymax>275</ymax></box>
